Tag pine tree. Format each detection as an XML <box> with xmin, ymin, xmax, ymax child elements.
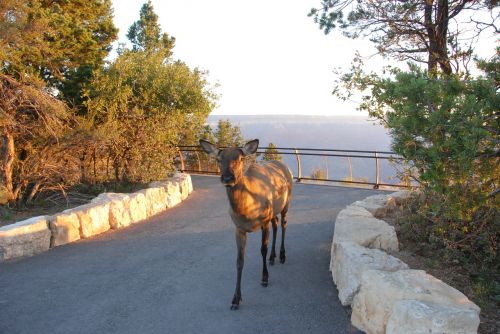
<box><xmin>262</xmin><ymin>143</ymin><xmax>282</xmax><ymax>161</ymax></box>
<box><xmin>0</xmin><ymin>0</ymin><xmax>117</xmax><ymax>108</ymax></box>
<box><xmin>127</xmin><ymin>0</ymin><xmax>175</xmax><ymax>57</ymax></box>
<box><xmin>214</xmin><ymin>120</ymin><xmax>244</xmax><ymax>147</ymax></box>
<box><xmin>310</xmin><ymin>1</ymin><xmax>497</xmax><ymax>75</ymax></box>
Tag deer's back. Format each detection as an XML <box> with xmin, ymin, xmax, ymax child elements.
<box><xmin>228</xmin><ymin>161</ymin><xmax>292</xmax><ymax>231</ymax></box>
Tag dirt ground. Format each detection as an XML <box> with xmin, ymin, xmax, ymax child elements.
<box><xmin>0</xmin><ymin>200</ymin><xmax>88</xmax><ymax>228</ymax></box>
<box><xmin>384</xmin><ymin>206</ymin><xmax>499</xmax><ymax>334</ymax></box>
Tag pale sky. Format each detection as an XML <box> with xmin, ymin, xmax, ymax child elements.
<box><xmin>110</xmin><ymin>0</ymin><xmax>498</xmax><ymax>117</ymax></box>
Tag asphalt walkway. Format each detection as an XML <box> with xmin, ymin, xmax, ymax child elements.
<box><xmin>0</xmin><ymin>175</ymin><xmax>383</xmax><ymax>334</ymax></box>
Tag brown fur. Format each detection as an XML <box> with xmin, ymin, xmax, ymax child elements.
<box><xmin>199</xmin><ymin>139</ymin><xmax>293</xmax><ymax>310</ymax></box>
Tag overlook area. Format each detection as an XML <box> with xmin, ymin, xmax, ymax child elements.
<box><xmin>0</xmin><ymin>176</ymin><xmax>384</xmax><ymax>334</ymax></box>
<box><xmin>1</xmin><ymin>1</ymin><xmax>498</xmax><ymax>333</ymax></box>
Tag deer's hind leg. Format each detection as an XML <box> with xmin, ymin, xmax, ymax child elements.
<box><xmin>269</xmin><ymin>216</ymin><xmax>278</xmax><ymax>265</ymax></box>
<box><xmin>260</xmin><ymin>221</ymin><xmax>270</xmax><ymax>287</ymax></box>
<box><xmin>279</xmin><ymin>205</ymin><xmax>289</xmax><ymax>264</ymax></box>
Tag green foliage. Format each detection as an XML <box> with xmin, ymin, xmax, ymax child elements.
<box><xmin>309</xmin><ymin>1</ymin><xmax>497</xmax><ymax>74</ymax></box>
<box><xmin>199</xmin><ymin>125</ymin><xmax>216</xmax><ymax>143</ymax></box>
<box><xmin>0</xmin><ymin>0</ymin><xmax>216</xmax><ymax>206</ymax></box>
<box><xmin>213</xmin><ymin>119</ymin><xmax>244</xmax><ymax>147</ymax></box>
<box><xmin>127</xmin><ymin>0</ymin><xmax>175</xmax><ymax>56</ymax></box>
<box><xmin>310</xmin><ymin>168</ymin><xmax>327</xmax><ymax>180</ymax></box>
<box><xmin>262</xmin><ymin>143</ymin><xmax>282</xmax><ymax>161</ymax></box>
<box><xmin>78</xmin><ymin>0</ymin><xmax>216</xmax><ymax>184</ymax></box>
<box><xmin>85</xmin><ymin>49</ymin><xmax>216</xmax><ymax>182</ymax></box>
<box><xmin>335</xmin><ymin>53</ymin><xmax>499</xmax><ymax>270</ymax></box>
<box><xmin>0</xmin><ymin>0</ymin><xmax>117</xmax><ymax>108</ymax></box>
<box><xmin>185</xmin><ymin>120</ymin><xmax>246</xmax><ymax>172</ymax></box>
<box><xmin>312</xmin><ymin>0</ymin><xmax>499</xmax><ymax>304</ymax></box>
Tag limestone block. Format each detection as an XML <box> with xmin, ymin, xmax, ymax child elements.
<box><xmin>331</xmin><ymin>242</ymin><xmax>408</xmax><ymax>306</ymax></box>
<box><xmin>128</xmin><ymin>192</ymin><xmax>148</xmax><ymax>223</ymax></box>
<box><xmin>72</xmin><ymin>203</ymin><xmax>111</xmax><ymax>238</ymax></box>
<box><xmin>179</xmin><ymin>178</ymin><xmax>189</xmax><ymax>200</ymax></box>
<box><xmin>333</xmin><ymin>211</ymin><xmax>399</xmax><ymax>252</ymax></box>
<box><xmin>138</xmin><ymin>187</ymin><xmax>167</xmax><ymax>217</ymax></box>
<box><xmin>386</xmin><ymin>299</ymin><xmax>480</xmax><ymax>334</ymax></box>
<box><xmin>352</xmin><ymin>194</ymin><xmax>396</xmax><ymax>218</ymax></box>
<box><xmin>0</xmin><ymin>216</ymin><xmax>51</xmax><ymax>261</ymax></box>
<box><xmin>166</xmin><ymin>191</ymin><xmax>182</xmax><ymax>208</ymax></box>
<box><xmin>174</xmin><ymin>173</ymin><xmax>193</xmax><ymax>200</ymax></box>
<box><xmin>150</xmin><ymin>186</ymin><xmax>168</xmax><ymax>215</ymax></box>
<box><xmin>337</xmin><ymin>205</ymin><xmax>374</xmax><ymax>220</ymax></box>
<box><xmin>185</xmin><ymin>174</ymin><xmax>193</xmax><ymax>194</ymax></box>
<box><xmin>50</xmin><ymin>210</ymin><xmax>81</xmax><ymax>247</ymax></box>
<box><xmin>165</xmin><ymin>181</ymin><xmax>182</xmax><ymax>208</ymax></box>
<box><xmin>351</xmin><ymin>269</ymin><xmax>480</xmax><ymax>334</ymax></box>
<box><xmin>166</xmin><ymin>180</ymin><xmax>180</xmax><ymax>196</ymax></box>
<box><xmin>389</xmin><ymin>190</ymin><xmax>414</xmax><ymax>205</ymax></box>
<box><xmin>92</xmin><ymin>193</ymin><xmax>132</xmax><ymax>229</ymax></box>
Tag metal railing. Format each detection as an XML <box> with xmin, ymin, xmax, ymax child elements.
<box><xmin>176</xmin><ymin>145</ymin><xmax>410</xmax><ymax>189</ymax></box>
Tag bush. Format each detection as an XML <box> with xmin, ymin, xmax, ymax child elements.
<box><xmin>84</xmin><ymin>50</ymin><xmax>216</xmax><ymax>183</ymax></box>
<box><xmin>335</xmin><ymin>51</ymin><xmax>499</xmax><ymax>274</ymax></box>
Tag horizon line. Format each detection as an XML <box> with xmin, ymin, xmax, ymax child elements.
<box><xmin>208</xmin><ymin>113</ymin><xmax>370</xmax><ymax>117</ymax></box>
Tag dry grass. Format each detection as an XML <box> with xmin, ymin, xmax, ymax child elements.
<box><xmin>384</xmin><ymin>204</ymin><xmax>499</xmax><ymax>334</ymax></box>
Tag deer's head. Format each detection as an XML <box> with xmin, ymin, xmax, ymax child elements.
<box><xmin>199</xmin><ymin>139</ymin><xmax>259</xmax><ymax>187</ymax></box>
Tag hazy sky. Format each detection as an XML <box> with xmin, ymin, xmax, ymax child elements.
<box><xmin>111</xmin><ymin>1</ymin><xmax>497</xmax><ymax>117</ymax></box>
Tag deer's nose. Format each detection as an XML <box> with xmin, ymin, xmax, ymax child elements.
<box><xmin>221</xmin><ymin>174</ymin><xmax>235</xmax><ymax>184</ymax></box>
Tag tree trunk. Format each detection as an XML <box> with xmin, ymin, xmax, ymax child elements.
<box><xmin>80</xmin><ymin>151</ymin><xmax>87</xmax><ymax>183</ymax></box>
<box><xmin>436</xmin><ymin>0</ymin><xmax>452</xmax><ymax>75</ymax></box>
<box><xmin>26</xmin><ymin>180</ymin><xmax>42</xmax><ymax>204</ymax></box>
<box><xmin>425</xmin><ymin>0</ymin><xmax>439</xmax><ymax>75</ymax></box>
<box><xmin>113</xmin><ymin>159</ymin><xmax>120</xmax><ymax>182</ymax></box>
<box><xmin>0</xmin><ymin>127</ymin><xmax>15</xmax><ymax>204</ymax></box>
<box><xmin>425</xmin><ymin>0</ymin><xmax>452</xmax><ymax>76</ymax></box>
<box><xmin>106</xmin><ymin>154</ymin><xmax>110</xmax><ymax>179</ymax></box>
<box><xmin>93</xmin><ymin>147</ymin><xmax>97</xmax><ymax>183</ymax></box>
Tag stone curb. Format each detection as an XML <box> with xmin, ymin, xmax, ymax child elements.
<box><xmin>0</xmin><ymin>173</ymin><xmax>193</xmax><ymax>262</ymax></box>
<box><xmin>331</xmin><ymin>190</ymin><xmax>480</xmax><ymax>334</ymax></box>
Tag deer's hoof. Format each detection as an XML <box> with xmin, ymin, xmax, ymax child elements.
<box><xmin>279</xmin><ymin>253</ymin><xmax>286</xmax><ymax>264</ymax></box>
<box><xmin>261</xmin><ymin>280</ymin><xmax>268</xmax><ymax>287</ymax></box>
<box><xmin>230</xmin><ymin>295</ymin><xmax>241</xmax><ymax>310</ymax></box>
<box><xmin>269</xmin><ymin>257</ymin><xmax>275</xmax><ymax>266</ymax></box>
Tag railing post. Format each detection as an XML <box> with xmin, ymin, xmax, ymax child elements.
<box><xmin>177</xmin><ymin>148</ymin><xmax>185</xmax><ymax>173</ymax></box>
<box><xmin>194</xmin><ymin>150</ymin><xmax>201</xmax><ymax>172</ymax></box>
<box><xmin>347</xmin><ymin>156</ymin><xmax>353</xmax><ymax>182</ymax></box>
<box><xmin>374</xmin><ymin>151</ymin><xmax>380</xmax><ymax>189</ymax></box>
<box><xmin>294</xmin><ymin>149</ymin><xmax>302</xmax><ymax>182</ymax></box>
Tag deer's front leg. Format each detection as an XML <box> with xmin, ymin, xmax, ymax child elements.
<box><xmin>231</xmin><ymin>229</ymin><xmax>247</xmax><ymax>310</ymax></box>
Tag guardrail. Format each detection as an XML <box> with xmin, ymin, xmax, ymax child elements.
<box><xmin>176</xmin><ymin>145</ymin><xmax>410</xmax><ymax>189</ymax></box>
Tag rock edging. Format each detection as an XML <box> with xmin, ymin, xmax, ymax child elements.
<box><xmin>0</xmin><ymin>173</ymin><xmax>193</xmax><ymax>262</ymax></box>
<box><xmin>331</xmin><ymin>190</ymin><xmax>480</xmax><ymax>334</ymax></box>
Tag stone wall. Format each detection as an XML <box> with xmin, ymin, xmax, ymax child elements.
<box><xmin>330</xmin><ymin>191</ymin><xmax>480</xmax><ymax>334</ymax></box>
<box><xmin>0</xmin><ymin>173</ymin><xmax>193</xmax><ymax>262</ymax></box>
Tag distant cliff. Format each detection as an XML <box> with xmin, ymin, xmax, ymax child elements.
<box><xmin>206</xmin><ymin>115</ymin><xmax>399</xmax><ymax>185</ymax></box>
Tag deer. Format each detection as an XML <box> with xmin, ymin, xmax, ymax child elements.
<box><xmin>199</xmin><ymin>139</ymin><xmax>293</xmax><ymax>310</ymax></box>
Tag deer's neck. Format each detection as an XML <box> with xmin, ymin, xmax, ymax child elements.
<box><xmin>225</xmin><ymin>176</ymin><xmax>250</xmax><ymax>214</ymax></box>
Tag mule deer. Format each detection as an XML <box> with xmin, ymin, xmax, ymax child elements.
<box><xmin>199</xmin><ymin>139</ymin><xmax>293</xmax><ymax>310</ymax></box>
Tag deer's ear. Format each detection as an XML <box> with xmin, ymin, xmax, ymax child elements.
<box><xmin>199</xmin><ymin>139</ymin><xmax>219</xmax><ymax>158</ymax></box>
<box><xmin>241</xmin><ymin>139</ymin><xmax>259</xmax><ymax>156</ymax></box>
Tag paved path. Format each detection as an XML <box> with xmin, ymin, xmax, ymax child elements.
<box><xmin>0</xmin><ymin>176</ymin><xmax>383</xmax><ymax>334</ymax></box>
